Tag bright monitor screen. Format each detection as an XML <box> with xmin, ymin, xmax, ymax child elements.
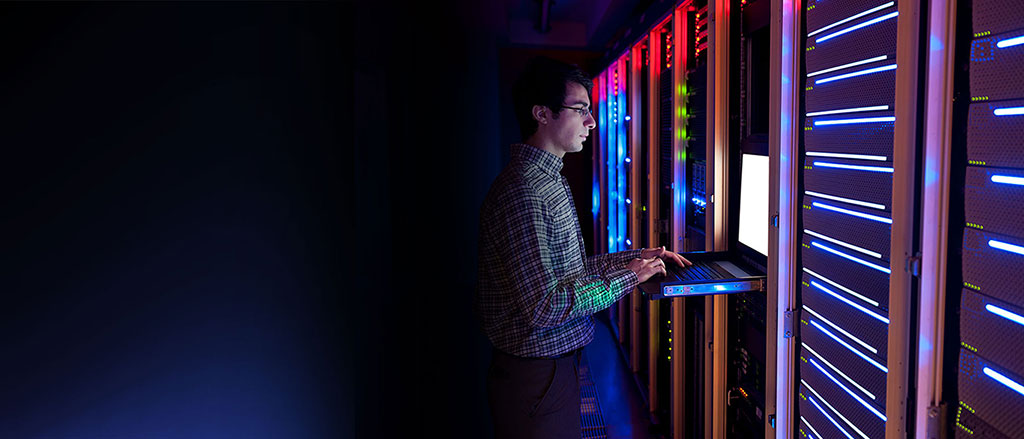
<box><xmin>738</xmin><ymin>153</ymin><xmax>769</xmax><ymax>257</ymax></box>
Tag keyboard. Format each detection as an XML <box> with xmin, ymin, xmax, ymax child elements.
<box><xmin>676</xmin><ymin>261</ymin><xmax>733</xmax><ymax>281</ymax></box>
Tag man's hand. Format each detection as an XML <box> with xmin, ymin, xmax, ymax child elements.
<box><xmin>640</xmin><ymin>246</ymin><xmax>692</xmax><ymax>268</ymax></box>
<box><xmin>627</xmin><ymin>257</ymin><xmax>668</xmax><ymax>283</ymax></box>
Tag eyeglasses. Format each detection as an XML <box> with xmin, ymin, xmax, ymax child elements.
<box><xmin>560</xmin><ymin>106</ymin><xmax>593</xmax><ymax>118</ymax></box>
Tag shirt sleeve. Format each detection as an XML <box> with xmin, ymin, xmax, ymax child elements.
<box><xmin>586</xmin><ymin>249</ymin><xmax>643</xmax><ymax>277</ymax></box>
<box><xmin>501</xmin><ymin>186</ymin><xmax>639</xmax><ymax>329</ymax></box>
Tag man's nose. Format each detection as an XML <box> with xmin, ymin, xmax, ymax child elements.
<box><xmin>585</xmin><ymin>113</ymin><xmax>596</xmax><ymax>129</ymax></box>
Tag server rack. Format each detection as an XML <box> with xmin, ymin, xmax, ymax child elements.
<box><xmin>608</xmin><ymin>54</ymin><xmax>645</xmax><ymax>378</ymax></box>
<box><xmin>594</xmin><ymin>4</ymin><xmax>702</xmax><ymax>437</ymax></box>
<box><xmin>594</xmin><ymin>72</ymin><xmax>622</xmax><ymax>345</ymax></box>
<box><xmin>950</xmin><ymin>1</ymin><xmax>1024</xmax><ymax>437</ymax></box>
<box><xmin>724</xmin><ymin>1</ymin><xmax>771</xmax><ymax>437</ymax></box>
<box><xmin>596</xmin><ymin>62</ymin><xmax>630</xmax><ymax>353</ymax></box>
<box><xmin>595</xmin><ymin>73</ymin><xmax>608</xmax><ymax>258</ymax></box>
<box><xmin>630</xmin><ymin>39</ymin><xmax>654</xmax><ymax>404</ymax></box>
<box><xmin>639</xmin><ymin>18</ymin><xmax>674</xmax><ymax>424</ymax></box>
<box><xmin>708</xmin><ymin>0</ymin><xmax>733</xmax><ymax>436</ymax></box>
<box><xmin>680</xmin><ymin>4</ymin><xmax>711</xmax><ymax>439</ymax></box>
<box><xmin>794</xmin><ymin>0</ymin><xmax>922</xmax><ymax>438</ymax></box>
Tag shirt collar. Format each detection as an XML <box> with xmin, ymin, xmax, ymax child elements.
<box><xmin>510</xmin><ymin>143</ymin><xmax>564</xmax><ymax>178</ymax></box>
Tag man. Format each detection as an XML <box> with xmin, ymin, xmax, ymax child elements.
<box><xmin>475</xmin><ymin>56</ymin><xmax>691</xmax><ymax>439</ymax></box>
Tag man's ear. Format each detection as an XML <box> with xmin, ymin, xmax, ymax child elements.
<box><xmin>531</xmin><ymin>105</ymin><xmax>549</xmax><ymax>125</ymax></box>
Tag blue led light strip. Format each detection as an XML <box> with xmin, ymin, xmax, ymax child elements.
<box><xmin>804</xmin><ymin>267</ymin><xmax>880</xmax><ymax>307</ymax></box>
<box><xmin>805</xmin><ymin>190</ymin><xmax>886</xmax><ymax>210</ymax></box>
<box><xmin>987</xmin><ymin>302</ymin><xmax>1024</xmax><ymax>327</ymax></box>
<box><xmin>807</xmin><ymin>397</ymin><xmax>855</xmax><ymax>439</ymax></box>
<box><xmin>810</xmin><ymin>319</ymin><xmax>889</xmax><ymax>373</ymax></box>
<box><xmin>806</xmin><ymin>105</ymin><xmax>889</xmax><ymax>117</ymax></box>
<box><xmin>802</xmin><ymin>266</ymin><xmax>876</xmax><ymax>304</ymax></box>
<box><xmin>805</xmin><ymin>152</ymin><xmax>887</xmax><ymax>161</ymax></box>
<box><xmin>803</xmin><ymin>305</ymin><xmax>879</xmax><ymax>354</ymax></box>
<box><xmin>814</xmin><ymin>116</ymin><xmax>897</xmax><ymax>126</ymax></box>
<box><xmin>812</xmin><ymin>241</ymin><xmax>891</xmax><ymax>274</ymax></box>
<box><xmin>812</xmin><ymin>202</ymin><xmax>893</xmax><ymax>224</ymax></box>
<box><xmin>815</xmin><ymin>65</ymin><xmax>897</xmax><ymax>85</ymax></box>
<box><xmin>801</xmin><ymin>416</ymin><xmax>826</xmax><ymax>439</ymax></box>
<box><xmin>805</xmin><ymin>229</ymin><xmax>882</xmax><ymax>258</ymax></box>
<box><xmin>807</xmin><ymin>56</ymin><xmax>888</xmax><ymax>78</ymax></box>
<box><xmin>807</xmin><ymin>2</ymin><xmax>895</xmax><ymax>37</ymax></box>
<box><xmin>810</xmin><ymin>357</ymin><xmax>886</xmax><ymax>420</ymax></box>
<box><xmin>817</xmin><ymin>11</ymin><xmax>899</xmax><ymax>43</ymax></box>
<box><xmin>803</xmin><ymin>341</ymin><xmax>878</xmax><ymax>398</ymax></box>
<box><xmin>996</xmin><ymin>35</ymin><xmax>1024</xmax><ymax>49</ymax></box>
<box><xmin>992</xmin><ymin>175</ymin><xmax>1024</xmax><ymax>186</ymax></box>
<box><xmin>983</xmin><ymin>366</ymin><xmax>1024</xmax><ymax>397</ymax></box>
<box><xmin>802</xmin><ymin>379</ymin><xmax>868</xmax><ymax>439</ymax></box>
<box><xmin>809</xmin><ymin>280</ymin><xmax>890</xmax><ymax>324</ymax></box>
<box><xmin>812</xmin><ymin>162</ymin><xmax>894</xmax><ymax>173</ymax></box>
<box><xmin>993</xmin><ymin>106</ymin><xmax>1024</xmax><ymax>116</ymax></box>
<box><xmin>989</xmin><ymin>239</ymin><xmax>1024</xmax><ymax>256</ymax></box>
<box><xmin>986</xmin><ymin>304</ymin><xmax>1024</xmax><ymax>328</ymax></box>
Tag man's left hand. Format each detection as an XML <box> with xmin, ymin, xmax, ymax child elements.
<box><xmin>640</xmin><ymin>246</ymin><xmax>692</xmax><ymax>267</ymax></box>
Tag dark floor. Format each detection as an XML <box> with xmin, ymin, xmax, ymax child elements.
<box><xmin>585</xmin><ymin>312</ymin><xmax>656</xmax><ymax>439</ymax></box>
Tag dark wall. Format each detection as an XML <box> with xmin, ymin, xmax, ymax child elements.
<box><xmin>1</xmin><ymin>2</ymin><xmax>607</xmax><ymax>438</ymax></box>
<box><xmin>0</xmin><ymin>3</ymin><xmax>356</xmax><ymax>437</ymax></box>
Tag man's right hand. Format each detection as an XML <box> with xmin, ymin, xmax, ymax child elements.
<box><xmin>626</xmin><ymin>257</ymin><xmax>667</xmax><ymax>283</ymax></box>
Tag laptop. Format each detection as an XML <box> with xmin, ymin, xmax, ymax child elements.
<box><xmin>639</xmin><ymin>153</ymin><xmax>769</xmax><ymax>299</ymax></box>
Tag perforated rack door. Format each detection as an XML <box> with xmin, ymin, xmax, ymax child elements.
<box><xmin>956</xmin><ymin>1</ymin><xmax>1024</xmax><ymax>437</ymax></box>
<box><xmin>797</xmin><ymin>1</ymin><xmax>899</xmax><ymax>438</ymax></box>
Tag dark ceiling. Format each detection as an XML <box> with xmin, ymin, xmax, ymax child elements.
<box><xmin>498</xmin><ymin>0</ymin><xmax>654</xmax><ymax>50</ymax></box>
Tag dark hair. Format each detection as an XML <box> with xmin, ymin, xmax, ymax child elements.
<box><xmin>513</xmin><ymin>57</ymin><xmax>593</xmax><ymax>140</ymax></box>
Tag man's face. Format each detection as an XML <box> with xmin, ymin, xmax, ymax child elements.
<box><xmin>549</xmin><ymin>82</ymin><xmax>597</xmax><ymax>155</ymax></box>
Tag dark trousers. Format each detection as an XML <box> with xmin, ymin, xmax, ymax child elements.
<box><xmin>487</xmin><ymin>348</ymin><xmax>582</xmax><ymax>439</ymax></box>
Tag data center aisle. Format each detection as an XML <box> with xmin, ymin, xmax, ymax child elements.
<box><xmin>585</xmin><ymin>314</ymin><xmax>656</xmax><ymax>439</ymax></box>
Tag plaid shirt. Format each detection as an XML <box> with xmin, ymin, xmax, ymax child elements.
<box><xmin>475</xmin><ymin>144</ymin><xmax>642</xmax><ymax>358</ymax></box>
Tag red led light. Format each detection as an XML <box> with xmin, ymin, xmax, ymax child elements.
<box><xmin>665</xmin><ymin>29</ymin><xmax>673</xmax><ymax>69</ymax></box>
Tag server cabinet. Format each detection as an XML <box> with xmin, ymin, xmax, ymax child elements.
<box><xmin>952</xmin><ymin>1</ymin><xmax>1024</xmax><ymax>437</ymax></box>
<box><xmin>796</xmin><ymin>1</ymin><xmax>907</xmax><ymax>438</ymax></box>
